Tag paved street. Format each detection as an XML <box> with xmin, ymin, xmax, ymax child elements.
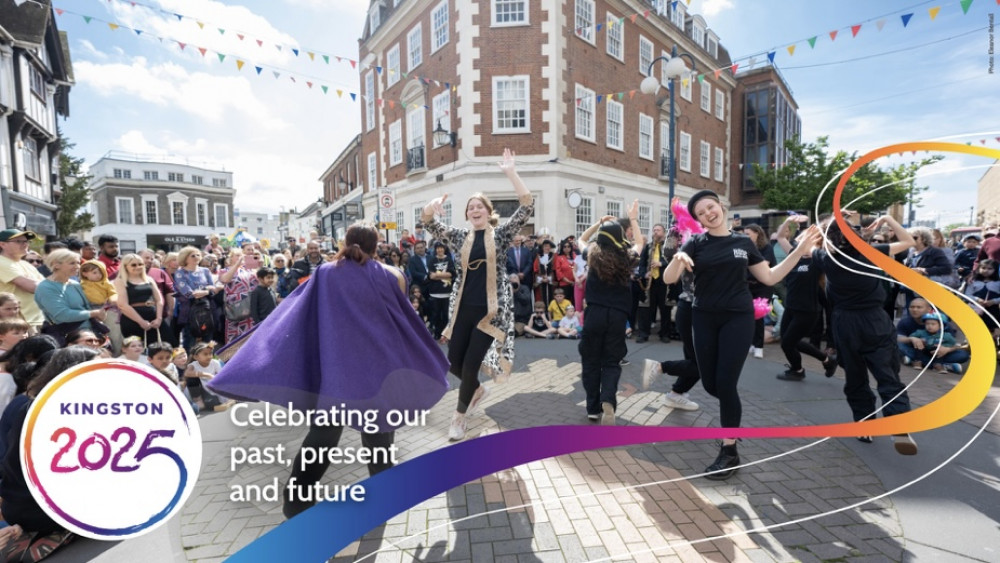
<box><xmin>50</xmin><ymin>336</ymin><xmax>1000</xmax><ymax>562</ymax></box>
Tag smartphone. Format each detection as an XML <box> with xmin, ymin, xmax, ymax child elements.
<box><xmin>244</xmin><ymin>254</ymin><xmax>261</xmax><ymax>269</ymax></box>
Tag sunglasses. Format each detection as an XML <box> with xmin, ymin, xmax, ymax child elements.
<box><xmin>26</xmin><ymin>259</ymin><xmax>42</xmax><ymax>265</ymax></box>
<box><xmin>80</xmin><ymin>338</ymin><xmax>102</xmax><ymax>345</ymax></box>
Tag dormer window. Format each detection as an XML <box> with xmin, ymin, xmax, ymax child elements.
<box><xmin>369</xmin><ymin>4</ymin><xmax>382</xmax><ymax>34</ymax></box>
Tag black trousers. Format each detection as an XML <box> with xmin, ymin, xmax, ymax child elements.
<box><xmin>638</xmin><ymin>278</ymin><xmax>673</xmax><ymax>338</ymax></box>
<box><xmin>580</xmin><ymin>305</ymin><xmax>628</xmax><ymax>415</ymax></box>
<box><xmin>447</xmin><ymin>305</ymin><xmax>493</xmax><ymax>413</ymax></box>
<box><xmin>428</xmin><ymin>296</ymin><xmax>450</xmax><ymax>340</ymax></box>
<box><xmin>692</xmin><ymin>309</ymin><xmax>755</xmax><ymax>428</ymax></box>
<box><xmin>779</xmin><ymin>309</ymin><xmax>828</xmax><ymax>371</ymax></box>
<box><xmin>661</xmin><ymin>300</ymin><xmax>699</xmax><ymax>393</ymax></box>
<box><xmin>832</xmin><ymin>308</ymin><xmax>911</xmax><ymax>422</ymax></box>
<box><xmin>750</xmin><ymin>284</ymin><xmax>772</xmax><ymax>348</ymax></box>
<box><xmin>286</xmin><ymin>423</ymin><xmax>394</xmax><ymax>505</ymax></box>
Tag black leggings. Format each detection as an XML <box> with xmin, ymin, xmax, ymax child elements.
<box><xmin>692</xmin><ymin>309</ymin><xmax>755</xmax><ymax>428</ymax></box>
<box><xmin>579</xmin><ymin>305</ymin><xmax>628</xmax><ymax>414</ymax></box>
<box><xmin>661</xmin><ymin>300</ymin><xmax>699</xmax><ymax>393</ymax></box>
<box><xmin>779</xmin><ymin>309</ymin><xmax>828</xmax><ymax>371</ymax></box>
<box><xmin>287</xmin><ymin>423</ymin><xmax>394</xmax><ymax>499</ymax></box>
<box><xmin>447</xmin><ymin>305</ymin><xmax>494</xmax><ymax>413</ymax></box>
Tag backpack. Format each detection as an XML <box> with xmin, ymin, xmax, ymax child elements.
<box><xmin>188</xmin><ymin>297</ymin><xmax>215</xmax><ymax>339</ymax></box>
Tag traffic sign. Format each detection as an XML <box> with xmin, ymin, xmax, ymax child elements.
<box><xmin>378</xmin><ymin>222</ymin><xmax>398</xmax><ymax>230</ymax></box>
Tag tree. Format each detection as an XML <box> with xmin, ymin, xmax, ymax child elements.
<box><xmin>55</xmin><ymin>137</ymin><xmax>95</xmax><ymax>238</ymax></box>
<box><xmin>750</xmin><ymin>136</ymin><xmax>941</xmax><ymax>220</ymax></box>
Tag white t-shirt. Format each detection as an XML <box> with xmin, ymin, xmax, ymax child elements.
<box><xmin>0</xmin><ymin>371</ymin><xmax>16</xmax><ymax>414</ymax></box>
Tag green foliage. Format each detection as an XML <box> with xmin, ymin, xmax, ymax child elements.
<box><xmin>55</xmin><ymin>137</ymin><xmax>95</xmax><ymax>238</ymax></box>
<box><xmin>751</xmin><ymin>136</ymin><xmax>941</xmax><ymax>220</ymax></box>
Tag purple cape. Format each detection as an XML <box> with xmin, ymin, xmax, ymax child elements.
<box><xmin>207</xmin><ymin>259</ymin><xmax>449</xmax><ymax>431</ymax></box>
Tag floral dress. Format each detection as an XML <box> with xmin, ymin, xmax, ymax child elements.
<box><xmin>221</xmin><ymin>267</ymin><xmax>258</xmax><ymax>343</ymax></box>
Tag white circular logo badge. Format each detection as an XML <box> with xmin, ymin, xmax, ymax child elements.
<box><xmin>20</xmin><ymin>359</ymin><xmax>202</xmax><ymax>540</ymax></box>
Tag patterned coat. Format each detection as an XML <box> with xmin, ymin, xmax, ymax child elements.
<box><xmin>425</xmin><ymin>195</ymin><xmax>534</xmax><ymax>382</ymax></box>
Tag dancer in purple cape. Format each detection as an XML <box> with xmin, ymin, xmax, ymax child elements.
<box><xmin>207</xmin><ymin>223</ymin><xmax>449</xmax><ymax>518</ymax></box>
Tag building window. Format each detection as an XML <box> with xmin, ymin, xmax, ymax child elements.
<box><xmin>442</xmin><ymin>200</ymin><xmax>452</xmax><ymax>225</ymax></box>
<box><xmin>606</xmin><ymin>99</ymin><xmax>623</xmax><ymax>151</ymax></box>
<box><xmin>389</xmin><ymin>120</ymin><xmax>403</xmax><ymax>166</ymax></box>
<box><xmin>29</xmin><ymin>66</ymin><xmax>46</xmax><ymax>100</ymax></box>
<box><xmin>145</xmin><ymin>200</ymin><xmax>158</xmax><ymax>224</ymax></box>
<box><xmin>213</xmin><ymin>178</ymin><xmax>227</xmax><ymax>188</ymax></box>
<box><xmin>606</xmin><ymin>200</ymin><xmax>621</xmax><ymax>219</ymax></box>
<box><xmin>493</xmin><ymin>76</ymin><xmax>529</xmax><ymax>133</ymax></box>
<box><xmin>715</xmin><ymin>90</ymin><xmax>725</xmax><ymax>120</ymax></box>
<box><xmin>192</xmin><ymin>174</ymin><xmax>203</xmax><ymax>184</ymax></box>
<box><xmin>574</xmin><ymin>84</ymin><xmax>595</xmax><ymax>142</ymax></box>
<box><xmin>172</xmin><ymin>201</ymin><xmax>186</xmax><ymax>225</ymax></box>
<box><xmin>660</xmin><ymin>206</ymin><xmax>670</xmax><ymax>228</ymax></box>
<box><xmin>368</xmin><ymin>152</ymin><xmax>377</xmax><ymax>190</ymax></box>
<box><xmin>494</xmin><ymin>0</ymin><xmax>527</xmax><ymax>25</ymax></box>
<box><xmin>681</xmin><ymin>77</ymin><xmax>691</xmax><ymax>101</ymax></box>
<box><xmin>408</xmin><ymin>107</ymin><xmax>425</xmax><ymax>150</ymax></box>
<box><xmin>257</xmin><ymin>227</ymin><xmax>264</xmax><ymax>235</ymax></box>
<box><xmin>639</xmin><ymin>35</ymin><xmax>652</xmax><ymax>76</ymax></box>
<box><xmin>214</xmin><ymin>204</ymin><xmax>229</xmax><ymax>229</ymax></box>
<box><xmin>369</xmin><ymin>5</ymin><xmax>381</xmax><ymax>34</ymax></box>
<box><xmin>113</xmin><ymin>168</ymin><xmax>132</xmax><ymax>179</ymax></box>
<box><xmin>365</xmin><ymin>71</ymin><xmax>376</xmax><ymax>131</ymax></box>
<box><xmin>396</xmin><ymin>211</ymin><xmax>405</xmax><ymax>236</ymax></box>
<box><xmin>197</xmin><ymin>202</ymin><xmax>207</xmax><ymax>226</ymax></box>
<box><xmin>431</xmin><ymin>1</ymin><xmax>449</xmax><ymax>53</ymax></box>
<box><xmin>638</xmin><ymin>204</ymin><xmax>651</xmax><ymax>236</ymax></box>
<box><xmin>671</xmin><ymin>3</ymin><xmax>685</xmax><ymax>28</ymax></box>
<box><xmin>700</xmin><ymin>141</ymin><xmax>711</xmax><ymax>178</ymax></box>
<box><xmin>432</xmin><ymin>91</ymin><xmax>451</xmax><ymax>147</ymax></box>
<box><xmin>714</xmin><ymin>147</ymin><xmax>724</xmax><ymax>181</ymax></box>
<box><xmin>575</xmin><ymin>0</ymin><xmax>594</xmax><ymax>43</ymax></box>
<box><xmin>143</xmin><ymin>170</ymin><xmax>159</xmax><ymax>181</ymax></box>
<box><xmin>575</xmin><ymin>197</ymin><xmax>593</xmax><ymax>238</ymax></box>
<box><xmin>707</xmin><ymin>36</ymin><xmax>718</xmax><ymax>58</ymax></box>
<box><xmin>407</xmin><ymin>23</ymin><xmax>422</xmax><ymax>71</ymax></box>
<box><xmin>387</xmin><ymin>44</ymin><xmax>400</xmax><ymax>87</ymax></box>
<box><xmin>639</xmin><ymin>114</ymin><xmax>654</xmax><ymax>160</ymax></box>
<box><xmin>700</xmin><ymin>81</ymin><xmax>712</xmax><ymax>112</ymax></box>
<box><xmin>679</xmin><ymin>132</ymin><xmax>691</xmax><ymax>172</ymax></box>
<box><xmin>606</xmin><ymin>11</ymin><xmax>623</xmax><ymax>61</ymax></box>
<box><xmin>22</xmin><ymin>137</ymin><xmax>40</xmax><ymax>180</ymax></box>
<box><xmin>116</xmin><ymin>198</ymin><xmax>134</xmax><ymax>224</ymax></box>
<box><xmin>692</xmin><ymin>25</ymin><xmax>704</xmax><ymax>48</ymax></box>
<box><xmin>168</xmin><ymin>172</ymin><xmax>184</xmax><ymax>182</ymax></box>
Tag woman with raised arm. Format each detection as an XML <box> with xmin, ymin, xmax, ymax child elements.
<box><xmin>662</xmin><ymin>190</ymin><xmax>820</xmax><ymax>480</ymax></box>
<box><xmin>422</xmin><ymin>148</ymin><xmax>534</xmax><ymax>441</ymax></box>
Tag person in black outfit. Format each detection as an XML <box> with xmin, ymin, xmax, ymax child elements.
<box><xmin>426</xmin><ymin>242</ymin><xmax>457</xmax><ymax>340</ymax></box>
<box><xmin>407</xmin><ymin>240</ymin><xmax>432</xmax><ymax>294</ymax></box>
<box><xmin>577</xmin><ymin>205</ymin><xmax>643</xmax><ymax>425</ymax></box>
<box><xmin>745</xmin><ymin>224</ymin><xmax>776</xmax><ymax>358</ymax></box>
<box><xmin>287</xmin><ymin>240</ymin><xmax>325</xmax><ymax>291</ymax></box>
<box><xmin>250</xmin><ymin>267</ymin><xmax>278</xmax><ymax>324</ymax></box>
<box><xmin>636</xmin><ymin>224</ymin><xmax>677</xmax><ymax>343</ymax></box>
<box><xmin>663</xmin><ymin>190</ymin><xmax>820</xmax><ymax>480</ymax></box>
<box><xmin>814</xmin><ymin>213</ymin><xmax>919</xmax><ymax>454</ymax></box>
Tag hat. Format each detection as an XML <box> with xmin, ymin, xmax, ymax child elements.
<box><xmin>596</xmin><ymin>221</ymin><xmax>627</xmax><ymax>251</ymax></box>
<box><xmin>687</xmin><ymin>190</ymin><xmax>721</xmax><ymax>218</ymax></box>
<box><xmin>0</xmin><ymin>229</ymin><xmax>36</xmax><ymax>242</ymax></box>
<box><xmin>963</xmin><ymin>234</ymin><xmax>982</xmax><ymax>242</ymax></box>
<box><xmin>921</xmin><ymin>312</ymin><xmax>948</xmax><ymax>324</ymax></box>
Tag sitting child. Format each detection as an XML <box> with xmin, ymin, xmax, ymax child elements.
<box><xmin>146</xmin><ymin>341</ymin><xmax>199</xmax><ymax>415</ymax></box>
<box><xmin>525</xmin><ymin>301</ymin><xmax>557</xmax><ymax>339</ymax></box>
<box><xmin>557</xmin><ymin>305</ymin><xmax>582</xmax><ymax>339</ymax></box>
<box><xmin>184</xmin><ymin>341</ymin><xmax>234</xmax><ymax>412</ymax></box>
<box><xmin>547</xmin><ymin>288</ymin><xmax>569</xmax><ymax>328</ymax></box>
<box><xmin>0</xmin><ymin>318</ymin><xmax>30</xmax><ymax>354</ymax></box>
<box><xmin>908</xmin><ymin>312</ymin><xmax>963</xmax><ymax>374</ymax></box>
<box><xmin>119</xmin><ymin>335</ymin><xmax>147</xmax><ymax>364</ymax></box>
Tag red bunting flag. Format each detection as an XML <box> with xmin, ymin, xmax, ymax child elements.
<box><xmin>631</xmin><ymin>14</ymin><xmax>638</xmax><ymax>23</ymax></box>
<box><xmin>714</xmin><ymin>68</ymin><xmax>722</xmax><ymax>78</ymax></box>
<box><xmin>55</xmin><ymin>8</ymin><xmax>63</xmax><ymax>15</ymax></box>
<box><xmin>176</xmin><ymin>41</ymin><xmax>186</xmax><ymax>50</ymax></box>
<box><xmin>350</xmin><ymin>60</ymin><xmax>357</xmax><ymax>69</ymax></box>
<box><xmin>307</xmin><ymin>82</ymin><xmax>313</xmax><ymax>88</ymax></box>
<box><xmin>256</xmin><ymin>39</ymin><xmax>263</xmax><ymax>47</ymax></box>
<box><xmin>389</xmin><ymin>100</ymin><xmax>395</xmax><ymax>108</ymax></box>
<box><xmin>851</xmin><ymin>24</ymin><xmax>861</xmax><ymax>37</ymax></box>
<box><xmin>237</xmin><ymin>34</ymin><xmax>244</xmax><ymax>40</ymax></box>
<box><xmin>730</xmin><ymin>63</ymin><xmax>738</xmax><ymax>74</ymax></box>
<box><xmin>628</xmin><ymin>90</ymin><xmax>636</xmax><ymax>99</ymax></box>
<box><xmin>829</xmin><ymin>30</ymin><xmax>838</xmax><ymax>40</ymax></box>
<box><xmin>198</xmin><ymin>47</ymin><xmax>207</xmax><ymax>56</ymax></box>
<box><xmin>643</xmin><ymin>10</ymin><xmax>650</xmax><ymax>18</ymax></box>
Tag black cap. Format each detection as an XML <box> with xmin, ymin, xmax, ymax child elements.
<box><xmin>687</xmin><ymin>190</ymin><xmax>720</xmax><ymax>218</ymax></box>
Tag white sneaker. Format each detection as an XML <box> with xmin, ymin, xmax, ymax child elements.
<box><xmin>641</xmin><ymin>359</ymin><xmax>662</xmax><ymax>390</ymax></box>
<box><xmin>448</xmin><ymin>413</ymin><xmax>467</xmax><ymax>441</ymax></box>
<box><xmin>468</xmin><ymin>384</ymin><xmax>490</xmax><ymax>416</ymax></box>
<box><xmin>753</xmin><ymin>347</ymin><xmax>764</xmax><ymax>359</ymax></box>
<box><xmin>601</xmin><ymin>402</ymin><xmax>615</xmax><ymax>426</ymax></box>
<box><xmin>664</xmin><ymin>392</ymin><xmax>699</xmax><ymax>411</ymax></box>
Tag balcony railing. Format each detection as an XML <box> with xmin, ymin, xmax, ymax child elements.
<box><xmin>406</xmin><ymin>145</ymin><xmax>426</xmax><ymax>172</ymax></box>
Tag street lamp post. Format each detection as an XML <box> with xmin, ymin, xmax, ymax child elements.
<box><xmin>640</xmin><ymin>45</ymin><xmax>696</xmax><ymax>226</ymax></box>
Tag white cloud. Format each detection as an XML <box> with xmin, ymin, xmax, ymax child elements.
<box><xmin>699</xmin><ymin>0</ymin><xmax>735</xmax><ymax>18</ymax></box>
<box><xmin>77</xmin><ymin>39</ymin><xmax>108</xmax><ymax>60</ymax></box>
<box><xmin>115</xmin><ymin>130</ymin><xmax>168</xmax><ymax>155</ymax></box>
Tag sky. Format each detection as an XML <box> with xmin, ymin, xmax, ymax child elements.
<box><xmin>50</xmin><ymin>0</ymin><xmax>999</xmax><ymax>227</ymax></box>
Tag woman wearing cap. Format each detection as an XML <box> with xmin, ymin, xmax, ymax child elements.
<box><xmin>576</xmin><ymin>203</ymin><xmax>643</xmax><ymax>424</ymax></box>
<box><xmin>421</xmin><ymin>149</ymin><xmax>534</xmax><ymax>441</ymax></box>
<box><xmin>663</xmin><ymin>190</ymin><xmax>820</xmax><ymax>480</ymax></box>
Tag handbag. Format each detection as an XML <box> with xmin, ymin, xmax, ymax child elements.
<box><xmin>224</xmin><ymin>297</ymin><xmax>252</xmax><ymax>322</ymax></box>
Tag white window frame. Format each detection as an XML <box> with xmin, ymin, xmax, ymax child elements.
<box><xmin>660</xmin><ymin>121</ymin><xmax>670</xmax><ymax>163</ymax></box>
<box><xmin>368</xmin><ymin>152</ymin><xmax>377</xmax><ymax>191</ymax></box>
<box><xmin>707</xmin><ymin>36</ymin><xmax>718</xmax><ymax>58</ymax></box>
<box><xmin>606</xmin><ymin>99</ymin><xmax>623</xmax><ymax>151</ymax></box>
<box><xmin>575</xmin><ymin>197</ymin><xmax>593</xmax><ymax>238</ymax></box>
<box><xmin>575</xmin><ymin>0</ymin><xmax>595</xmax><ymax>44</ymax></box>
<box><xmin>493</xmin><ymin>75</ymin><xmax>530</xmax><ymax>134</ymax></box>
<box><xmin>195</xmin><ymin>198</ymin><xmax>208</xmax><ymax>227</ymax></box>
<box><xmin>715</xmin><ymin>90</ymin><xmax>725</xmax><ymax>120</ymax></box>
<box><xmin>638</xmin><ymin>204</ymin><xmax>651</xmax><ymax>236</ymax></box>
<box><xmin>692</xmin><ymin>25</ymin><xmax>704</xmax><ymax>49</ymax></box>
<box><xmin>396</xmin><ymin>211</ymin><xmax>405</xmax><ymax>237</ymax></box>
<box><xmin>191</xmin><ymin>174</ymin><xmax>202</xmax><ymax>184</ymax></box>
<box><xmin>574</xmin><ymin>84</ymin><xmax>595</xmax><ymax>142</ymax></box>
<box><xmin>212</xmin><ymin>178</ymin><xmax>227</xmax><ymax>188</ymax></box>
<box><xmin>369</xmin><ymin>6</ymin><xmax>381</xmax><ymax>34</ymax></box>
<box><xmin>606</xmin><ymin>200</ymin><xmax>621</xmax><ymax>219</ymax></box>
<box><xmin>679</xmin><ymin>132</ymin><xmax>692</xmax><ymax>172</ymax></box>
<box><xmin>142</xmin><ymin>196</ymin><xmax>158</xmax><ymax>225</ymax></box>
<box><xmin>171</xmin><ymin>201</ymin><xmax>187</xmax><ymax>225</ymax></box>
<box><xmin>606</xmin><ymin>11</ymin><xmax>623</xmax><ymax>61</ymax></box>
<box><xmin>365</xmin><ymin>71</ymin><xmax>376</xmax><ymax>131</ymax></box>
<box><xmin>700</xmin><ymin>81</ymin><xmax>711</xmax><ymax>112</ymax></box>
<box><xmin>671</xmin><ymin>3</ymin><xmax>685</xmax><ymax>28</ymax></box>
<box><xmin>22</xmin><ymin>137</ymin><xmax>40</xmax><ymax>180</ymax></box>
<box><xmin>407</xmin><ymin>107</ymin><xmax>426</xmax><ymax>150</ymax></box>
<box><xmin>168</xmin><ymin>171</ymin><xmax>184</xmax><ymax>182</ymax></box>
<box><xmin>432</xmin><ymin>91</ymin><xmax>451</xmax><ymax>148</ymax></box>
<box><xmin>214</xmin><ymin>203</ymin><xmax>229</xmax><ymax>229</ymax></box>
<box><xmin>680</xmin><ymin>76</ymin><xmax>692</xmax><ymax>101</ymax></box>
<box><xmin>493</xmin><ymin>0</ymin><xmax>528</xmax><ymax>26</ymax></box>
<box><xmin>431</xmin><ymin>1</ymin><xmax>449</xmax><ymax>53</ymax></box>
<box><xmin>639</xmin><ymin>113</ymin><xmax>654</xmax><ymax>161</ymax></box>
<box><xmin>143</xmin><ymin>170</ymin><xmax>158</xmax><ymax>181</ymax></box>
<box><xmin>639</xmin><ymin>35</ymin><xmax>653</xmax><ymax>76</ymax></box>
<box><xmin>699</xmin><ymin>141</ymin><xmax>711</xmax><ymax>178</ymax></box>
<box><xmin>389</xmin><ymin>120</ymin><xmax>403</xmax><ymax>166</ymax></box>
<box><xmin>660</xmin><ymin>49</ymin><xmax>670</xmax><ymax>87</ymax></box>
<box><xmin>660</xmin><ymin>207</ymin><xmax>670</xmax><ymax>228</ymax></box>
<box><xmin>714</xmin><ymin>147</ymin><xmax>724</xmax><ymax>182</ymax></box>
<box><xmin>116</xmin><ymin>197</ymin><xmax>134</xmax><ymax>225</ymax></box>
<box><xmin>387</xmin><ymin>44</ymin><xmax>400</xmax><ymax>87</ymax></box>
<box><xmin>407</xmin><ymin>23</ymin><xmax>423</xmax><ymax>72</ymax></box>
<box><xmin>442</xmin><ymin>201</ymin><xmax>453</xmax><ymax>225</ymax></box>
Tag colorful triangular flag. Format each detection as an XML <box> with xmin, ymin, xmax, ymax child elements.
<box><xmin>901</xmin><ymin>13</ymin><xmax>913</xmax><ymax>27</ymax></box>
<box><xmin>851</xmin><ymin>24</ymin><xmax>862</xmax><ymax>37</ymax></box>
<box><xmin>876</xmin><ymin>19</ymin><xmax>887</xmax><ymax>31</ymax></box>
<box><xmin>217</xmin><ymin>53</ymin><xmax>225</xmax><ymax>62</ymax></box>
<box><xmin>807</xmin><ymin>36</ymin><xmax>817</xmax><ymax>48</ymax></box>
<box><xmin>929</xmin><ymin>6</ymin><xmax>941</xmax><ymax>19</ymax></box>
<box><xmin>960</xmin><ymin>0</ymin><xmax>974</xmax><ymax>14</ymax></box>
<box><xmin>829</xmin><ymin>30</ymin><xmax>838</xmax><ymax>41</ymax></box>
<box><xmin>236</xmin><ymin>60</ymin><xmax>245</xmax><ymax>70</ymax></box>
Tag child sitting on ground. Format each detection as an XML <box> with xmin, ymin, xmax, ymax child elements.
<box><xmin>146</xmin><ymin>341</ymin><xmax>199</xmax><ymax>415</ymax></box>
<box><xmin>557</xmin><ymin>305</ymin><xmax>582</xmax><ymax>339</ymax></box>
<box><xmin>0</xmin><ymin>318</ymin><xmax>30</xmax><ymax>354</ymax></box>
<box><xmin>119</xmin><ymin>335</ymin><xmax>147</xmax><ymax>364</ymax></box>
<box><xmin>525</xmin><ymin>301</ymin><xmax>558</xmax><ymax>339</ymax></box>
<box><xmin>547</xmin><ymin>288</ymin><xmax>569</xmax><ymax>328</ymax></box>
<box><xmin>908</xmin><ymin>312</ymin><xmax>962</xmax><ymax>374</ymax></box>
<box><xmin>185</xmin><ymin>341</ymin><xmax>234</xmax><ymax>412</ymax></box>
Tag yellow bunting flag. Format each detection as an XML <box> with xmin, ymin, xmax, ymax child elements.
<box><xmin>929</xmin><ymin>6</ymin><xmax>941</xmax><ymax>19</ymax></box>
<box><xmin>787</xmin><ymin>44</ymin><xmax>796</xmax><ymax>55</ymax></box>
<box><xmin>108</xmin><ymin>23</ymin><xmax>119</xmax><ymax>31</ymax></box>
<box><xmin>236</xmin><ymin>59</ymin><xmax>245</xmax><ymax>70</ymax></box>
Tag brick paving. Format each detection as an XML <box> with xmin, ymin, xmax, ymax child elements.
<box><xmin>166</xmin><ymin>336</ymin><xmax>1000</xmax><ymax>562</ymax></box>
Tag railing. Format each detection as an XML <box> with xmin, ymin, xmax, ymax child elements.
<box><xmin>406</xmin><ymin>145</ymin><xmax>426</xmax><ymax>172</ymax></box>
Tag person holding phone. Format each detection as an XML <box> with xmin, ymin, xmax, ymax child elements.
<box><xmin>219</xmin><ymin>248</ymin><xmax>259</xmax><ymax>343</ymax></box>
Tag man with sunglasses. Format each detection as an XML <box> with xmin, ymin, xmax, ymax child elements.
<box><xmin>0</xmin><ymin>229</ymin><xmax>45</xmax><ymax>330</ymax></box>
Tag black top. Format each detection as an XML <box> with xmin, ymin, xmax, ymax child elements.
<box><xmin>681</xmin><ymin>232</ymin><xmax>764</xmax><ymax>312</ymax></box>
<box><xmin>461</xmin><ymin>230</ymin><xmax>488</xmax><ymax>307</ymax></box>
<box><xmin>126</xmin><ymin>280</ymin><xmax>155</xmax><ymax>304</ymax></box>
<box><xmin>584</xmin><ymin>264</ymin><xmax>632</xmax><ymax>314</ymax></box>
<box><xmin>427</xmin><ymin>255</ymin><xmax>456</xmax><ymax>297</ymax></box>
<box><xmin>783</xmin><ymin>255</ymin><xmax>822</xmax><ymax>312</ymax></box>
<box><xmin>814</xmin><ymin>244</ymin><xmax>889</xmax><ymax>310</ymax></box>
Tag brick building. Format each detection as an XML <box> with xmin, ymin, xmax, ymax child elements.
<box><xmin>356</xmin><ymin>0</ymin><xmax>748</xmax><ymax>241</ymax></box>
